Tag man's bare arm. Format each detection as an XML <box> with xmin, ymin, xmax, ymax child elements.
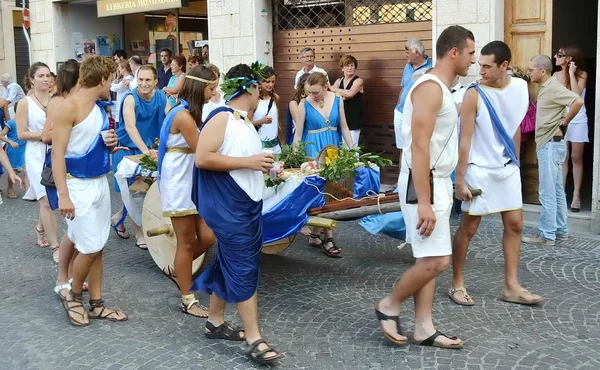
<box><xmin>455</xmin><ymin>88</ymin><xmax>477</xmax><ymax>187</ymax></box>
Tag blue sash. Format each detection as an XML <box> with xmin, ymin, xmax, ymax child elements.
<box><xmin>43</xmin><ymin>149</ymin><xmax>58</xmax><ymax>210</ymax></box>
<box><xmin>469</xmin><ymin>82</ymin><xmax>520</xmax><ymax>167</ymax></box>
<box><xmin>190</xmin><ymin>106</ymin><xmax>263</xmax><ymax>303</ymax></box>
<box><xmin>286</xmin><ymin>108</ymin><xmax>294</xmax><ymax>145</ymax></box>
<box><xmin>64</xmin><ymin>103</ymin><xmax>111</xmax><ymax>178</ymax></box>
<box><xmin>158</xmin><ymin>99</ymin><xmax>189</xmax><ymax>176</ymax></box>
<box><xmin>201</xmin><ymin>106</ymin><xmax>235</xmax><ymax>129</ymax></box>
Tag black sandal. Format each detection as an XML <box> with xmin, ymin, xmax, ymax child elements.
<box><xmin>322</xmin><ymin>238</ymin><xmax>342</xmax><ymax>258</ymax></box>
<box><xmin>162</xmin><ymin>265</ymin><xmax>179</xmax><ymax>289</ymax></box>
<box><xmin>245</xmin><ymin>339</ymin><xmax>281</xmax><ymax>364</ymax></box>
<box><xmin>205</xmin><ymin>321</ymin><xmax>245</xmax><ymax>341</ymax></box>
<box><xmin>180</xmin><ymin>299</ymin><xmax>209</xmax><ymax>318</ymax></box>
<box><xmin>61</xmin><ymin>292</ymin><xmax>89</xmax><ymax>327</ymax></box>
<box><xmin>308</xmin><ymin>234</ymin><xmax>323</xmax><ymax>248</ymax></box>
<box><xmin>375</xmin><ymin>309</ymin><xmax>408</xmax><ymax>345</ymax></box>
<box><xmin>413</xmin><ymin>330</ymin><xmax>463</xmax><ymax>349</ymax></box>
<box><xmin>88</xmin><ymin>298</ymin><xmax>128</xmax><ymax>322</ymax></box>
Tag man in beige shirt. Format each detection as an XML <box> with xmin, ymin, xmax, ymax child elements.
<box><xmin>523</xmin><ymin>55</ymin><xmax>584</xmax><ymax>246</ymax></box>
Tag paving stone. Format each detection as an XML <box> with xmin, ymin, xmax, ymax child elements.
<box><xmin>0</xmin><ymin>175</ymin><xmax>599</xmax><ymax>369</ymax></box>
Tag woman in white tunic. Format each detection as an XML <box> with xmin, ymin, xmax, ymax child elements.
<box><xmin>553</xmin><ymin>46</ymin><xmax>588</xmax><ymax>212</ymax></box>
<box><xmin>157</xmin><ymin>66</ymin><xmax>217</xmax><ymax>318</ymax></box>
<box><xmin>16</xmin><ymin>62</ymin><xmax>59</xmax><ymax>255</ymax></box>
<box><xmin>250</xmin><ymin>66</ymin><xmax>282</xmax><ymax>153</ymax></box>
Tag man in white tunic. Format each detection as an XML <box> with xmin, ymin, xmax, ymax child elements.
<box><xmin>450</xmin><ymin>41</ymin><xmax>543</xmax><ymax>306</ymax></box>
<box><xmin>376</xmin><ymin>25</ymin><xmax>475</xmax><ymax>349</ymax></box>
<box><xmin>52</xmin><ymin>56</ymin><xmax>128</xmax><ymax>326</ymax></box>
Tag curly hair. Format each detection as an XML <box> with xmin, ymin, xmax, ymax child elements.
<box><xmin>79</xmin><ymin>56</ymin><xmax>116</xmax><ymax>88</ymax></box>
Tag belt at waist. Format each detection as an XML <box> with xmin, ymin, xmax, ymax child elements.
<box><xmin>66</xmin><ymin>173</ymin><xmax>105</xmax><ymax>180</ymax></box>
<box><xmin>166</xmin><ymin>147</ymin><xmax>193</xmax><ymax>154</ymax></box>
<box><xmin>552</xmin><ymin>136</ymin><xmax>564</xmax><ymax>142</ymax></box>
<box><xmin>308</xmin><ymin>126</ymin><xmax>338</xmax><ymax>134</ymax></box>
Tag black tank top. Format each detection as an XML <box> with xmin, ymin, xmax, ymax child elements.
<box><xmin>339</xmin><ymin>76</ymin><xmax>362</xmax><ymax>130</ymax></box>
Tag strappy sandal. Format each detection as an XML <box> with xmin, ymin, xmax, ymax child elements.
<box><xmin>68</xmin><ymin>278</ymin><xmax>88</xmax><ymax>292</ymax></box>
<box><xmin>61</xmin><ymin>292</ymin><xmax>89</xmax><ymax>327</ymax></box>
<box><xmin>322</xmin><ymin>238</ymin><xmax>342</xmax><ymax>258</ymax></box>
<box><xmin>179</xmin><ymin>299</ymin><xmax>209</xmax><ymax>318</ymax></box>
<box><xmin>308</xmin><ymin>233</ymin><xmax>323</xmax><ymax>248</ymax></box>
<box><xmin>413</xmin><ymin>330</ymin><xmax>463</xmax><ymax>349</ymax></box>
<box><xmin>245</xmin><ymin>339</ymin><xmax>281</xmax><ymax>364</ymax></box>
<box><xmin>205</xmin><ymin>321</ymin><xmax>245</xmax><ymax>341</ymax></box>
<box><xmin>50</xmin><ymin>245</ymin><xmax>59</xmax><ymax>264</ymax></box>
<box><xmin>448</xmin><ymin>287</ymin><xmax>475</xmax><ymax>306</ymax></box>
<box><xmin>162</xmin><ymin>265</ymin><xmax>179</xmax><ymax>289</ymax></box>
<box><xmin>571</xmin><ymin>198</ymin><xmax>581</xmax><ymax>213</ymax></box>
<box><xmin>54</xmin><ymin>282</ymin><xmax>71</xmax><ymax>301</ymax></box>
<box><xmin>88</xmin><ymin>298</ymin><xmax>128</xmax><ymax>322</ymax></box>
<box><xmin>35</xmin><ymin>226</ymin><xmax>49</xmax><ymax>248</ymax></box>
<box><xmin>375</xmin><ymin>308</ymin><xmax>408</xmax><ymax>345</ymax></box>
<box><xmin>6</xmin><ymin>189</ymin><xmax>17</xmax><ymax>199</ymax></box>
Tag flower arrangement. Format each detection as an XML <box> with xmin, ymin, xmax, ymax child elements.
<box><xmin>319</xmin><ymin>145</ymin><xmax>392</xmax><ymax>183</ymax></box>
<box><xmin>277</xmin><ymin>142</ymin><xmax>309</xmax><ymax>169</ymax></box>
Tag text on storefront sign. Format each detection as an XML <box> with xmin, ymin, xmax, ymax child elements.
<box><xmin>97</xmin><ymin>0</ymin><xmax>188</xmax><ymax>17</ymax></box>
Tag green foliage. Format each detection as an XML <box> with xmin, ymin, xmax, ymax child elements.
<box><xmin>139</xmin><ymin>155</ymin><xmax>158</xmax><ymax>172</ymax></box>
<box><xmin>278</xmin><ymin>142</ymin><xmax>309</xmax><ymax>169</ymax></box>
<box><xmin>220</xmin><ymin>61</ymin><xmax>266</xmax><ymax>101</ymax></box>
<box><xmin>319</xmin><ymin>145</ymin><xmax>392</xmax><ymax>183</ymax></box>
<box><xmin>264</xmin><ymin>175</ymin><xmax>285</xmax><ymax>192</ymax></box>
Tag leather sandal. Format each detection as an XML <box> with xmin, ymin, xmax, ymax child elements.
<box><xmin>61</xmin><ymin>291</ymin><xmax>89</xmax><ymax>327</ymax></box>
<box><xmin>322</xmin><ymin>238</ymin><xmax>342</xmax><ymax>258</ymax></box>
<box><xmin>245</xmin><ymin>339</ymin><xmax>281</xmax><ymax>364</ymax></box>
<box><xmin>205</xmin><ymin>321</ymin><xmax>245</xmax><ymax>341</ymax></box>
<box><xmin>448</xmin><ymin>287</ymin><xmax>475</xmax><ymax>306</ymax></box>
<box><xmin>88</xmin><ymin>298</ymin><xmax>128</xmax><ymax>322</ymax></box>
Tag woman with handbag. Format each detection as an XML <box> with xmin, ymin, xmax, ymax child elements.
<box><xmin>16</xmin><ymin>62</ymin><xmax>59</xmax><ymax>259</ymax></box>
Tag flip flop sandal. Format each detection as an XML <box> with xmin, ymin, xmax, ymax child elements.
<box><xmin>162</xmin><ymin>265</ymin><xmax>179</xmax><ymax>289</ymax></box>
<box><xmin>205</xmin><ymin>321</ymin><xmax>245</xmax><ymax>341</ymax></box>
<box><xmin>180</xmin><ymin>299</ymin><xmax>209</xmax><ymax>318</ymax></box>
<box><xmin>88</xmin><ymin>298</ymin><xmax>128</xmax><ymax>322</ymax></box>
<box><xmin>61</xmin><ymin>293</ymin><xmax>89</xmax><ymax>327</ymax></box>
<box><xmin>322</xmin><ymin>238</ymin><xmax>342</xmax><ymax>258</ymax></box>
<box><xmin>135</xmin><ymin>242</ymin><xmax>148</xmax><ymax>250</ymax></box>
<box><xmin>448</xmin><ymin>287</ymin><xmax>475</xmax><ymax>306</ymax></box>
<box><xmin>245</xmin><ymin>339</ymin><xmax>281</xmax><ymax>364</ymax></box>
<box><xmin>375</xmin><ymin>308</ymin><xmax>408</xmax><ymax>345</ymax></box>
<box><xmin>503</xmin><ymin>289</ymin><xmax>543</xmax><ymax>305</ymax></box>
<box><xmin>54</xmin><ymin>282</ymin><xmax>72</xmax><ymax>301</ymax></box>
<box><xmin>111</xmin><ymin>207</ymin><xmax>130</xmax><ymax>239</ymax></box>
<box><xmin>413</xmin><ymin>330</ymin><xmax>463</xmax><ymax>349</ymax></box>
<box><xmin>35</xmin><ymin>226</ymin><xmax>49</xmax><ymax>248</ymax></box>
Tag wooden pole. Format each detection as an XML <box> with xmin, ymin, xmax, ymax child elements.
<box><xmin>317</xmin><ymin>202</ymin><xmax>402</xmax><ymax>220</ymax></box>
<box><xmin>146</xmin><ymin>225</ymin><xmax>172</xmax><ymax>237</ymax></box>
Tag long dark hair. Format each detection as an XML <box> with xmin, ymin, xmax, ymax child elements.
<box><xmin>177</xmin><ymin>66</ymin><xmax>216</xmax><ymax>127</ymax></box>
<box><xmin>561</xmin><ymin>45</ymin><xmax>586</xmax><ymax>91</ymax></box>
<box><xmin>260</xmin><ymin>66</ymin><xmax>277</xmax><ymax>98</ymax></box>
<box><xmin>292</xmin><ymin>73</ymin><xmax>310</xmax><ymax>102</ymax></box>
<box><xmin>55</xmin><ymin>59</ymin><xmax>79</xmax><ymax>96</ymax></box>
<box><xmin>26</xmin><ymin>62</ymin><xmax>50</xmax><ymax>91</ymax></box>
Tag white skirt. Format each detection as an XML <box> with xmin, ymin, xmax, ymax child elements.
<box><xmin>565</xmin><ymin>121</ymin><xmax>589</xmax><ymax>143</ymax></box>
<box><xmin>461</xmin><ymin>163</ymin><xmax>522</xmax><ymax>216</ymax></box>
<box><xmin>64</xmin><ymin>177</ymin><xmax>111</xmax><ymax>254</ymax></box>
<box><xmin>24</xmin><ymin>141</ymin><xmax>47</xmax><ymax>200</ymax></box>
<box><xmin>399</xmin><ymin>171</ymin><xmax>453</xmax><ymax>258</ymax></box>
<box><xmin>159</xmin><ymin>152</ymin><xmax>198</xmax><ymax>217</ymax></box>
<box><xmin>393</xmin><ymin>109</ymin><xmax>404</xmax><ymax>149</ymax></box>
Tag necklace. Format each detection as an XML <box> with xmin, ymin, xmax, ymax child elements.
<box><xmin>317</xmin><ymin>100</ymin><xmax>325</xmax><ymax>109</ymax></box>
<box><xmin>33</xmin><ymin>93</ymin><xmax>50</xmax><ymax>111</ymax></box>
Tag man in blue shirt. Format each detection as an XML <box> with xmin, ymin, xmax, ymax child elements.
<box><xmin>157</xmin><ymin>48</ymin><xmax>173</xmax><ymax>89</ymax></box>
<box><xmin>393</xmin><ymin>39</ymin><xmax>432</xmax><ymax>160</ymax></box>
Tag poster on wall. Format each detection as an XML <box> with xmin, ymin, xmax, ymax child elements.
<box><xmin>109</xmin><ymin>35</ymin><xmax>121</xmax><ymax>54</ymax></box>
<box><xmin>84</xmin><ymin>39</ymin><xmax>97</xmax><ymax>57</ymax></box>
<box><xmin>73</xmin><ymin>32</ymin><xmax>85</xmax><ymax>61</ymax></box>
<box><xmin>97</xmin><ymin>35</ymin><xmax>110</xmax><ymax>56</ymax></box>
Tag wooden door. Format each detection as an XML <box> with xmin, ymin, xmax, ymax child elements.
<box><xmin>273</xmin><ymin>22</ymin><xmax>432</xmax><ymax>184</ymax></box>
<box><xmin>504</xmin><ymin>0</ymin><xmax>552</xmax><ymax>204</ymax></box>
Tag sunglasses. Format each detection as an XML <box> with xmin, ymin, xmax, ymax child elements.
<box><xmin>556</xmin><ymin>51</ymin><xmax>566</xmax><ymax>58</ymax></box>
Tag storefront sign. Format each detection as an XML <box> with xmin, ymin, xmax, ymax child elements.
<box><xmin>97</xmin><ymin>0</ymin><xmax>188</xmax><ymax>18</ymax></box>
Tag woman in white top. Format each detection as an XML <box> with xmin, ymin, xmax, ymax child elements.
<box><xmin>249</xmin><ymin>66</ymin><xmax>281</xmax><ymax>153</ymax></box>
<box><xmin>16</xmin><ymin>62</ymin><xmax>59</xmax><ymax>256</ymax></box>
<box><xmin>201</xmin><ymin>63</ymin><xmax>224</xmax><ymax>122</ymax></box>
<box><xmin>554</xmin><ymin>46</ymin><xmax>588</xmax><ymax>212</ymax></box>
<box><xmin>110</xmin><ymin>60</ymin><xmax>133</xmax><ymax>124</ymax></box>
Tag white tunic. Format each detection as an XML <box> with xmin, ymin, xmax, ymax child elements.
<box><xmin>63</xmin><ymin>105</ymin><xmax>111</xmax><ymax>254</ymax></box>
<box><xmin>159</xmin><ymin>131</ymin><xmax>198</xmax><ymax>217</ymax></box>
<box><xmin>23</xmin><ymin>97</ymin><xmax>48</xmax><ymax>200</ymax></box>
<box><xmin>253</xmin><ymin>98</ymin><xmax>281</xmax><ymax>153</ymax></box>
<box><xmin>462</xmin><ymin>78</ymin><xmax>528</xmax><ymax>216</ymax></box>
<box><xmin>399</xmin><ymin>74</ymin><xmax>458</xmax><ymax>258</ymax></box>
<box><xmin>218</xmin><ymin>110</ymin><xmax>264</xmax><ymax>202</ymax></box>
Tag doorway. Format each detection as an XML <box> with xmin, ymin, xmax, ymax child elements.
<box><xmin>552</xmin><ymin>0</ymin><xmax>598</xmax><ymax>213</ymax></box>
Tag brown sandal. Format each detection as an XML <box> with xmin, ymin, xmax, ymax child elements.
<box><xmin>61</xmin><ymin>292</ymin><xmax>89</xmax><ymax>327</ymax></box>
<box><xmin>89</xmin><ymin>298</ymin><xmax>128</xmax><ymax>322</ymax></box>
<box><xmin>35</xmin><ymin>226</ymin><xmax>49</xmax><ymax>248</ymax></box>
<box><xmin>51</xmin><ymin>245</ymin><xmax>59</xmax><ymax>264</ymax></box>
<box><xmin>322</xmin><ymin>238</ymin><xmax>342</xmax><ymax>258</ymax></box>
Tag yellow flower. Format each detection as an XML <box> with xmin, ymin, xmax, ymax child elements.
<box><xmin>325</xmin><ymin>157</ymin><xmax>331</xmax><ymax>165</ymax></box>
<box><xmin>326</xmin><ymin>148</ymin><xmax>339</xmax><ymax>160</ymax></box>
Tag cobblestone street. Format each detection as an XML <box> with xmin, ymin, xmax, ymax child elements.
<box><xmin>1</xmin><ymin>177</ymin><xmax>600</xmax><ymax>370</ymax></box>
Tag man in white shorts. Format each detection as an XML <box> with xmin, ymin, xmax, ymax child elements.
<box><xmin>376</xmin><ymin>25</ymin><xmax>475</xmax><ymax>350</ymax></box>
<box><xmin>451</xmin><ymin>41</ymin><xmax>543</xmax><ymax>306</ymax></box>
<box><xmin>52</xmin><ymin>56</ymin><xmax>128</xmax><ymax>326</ymax></box>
